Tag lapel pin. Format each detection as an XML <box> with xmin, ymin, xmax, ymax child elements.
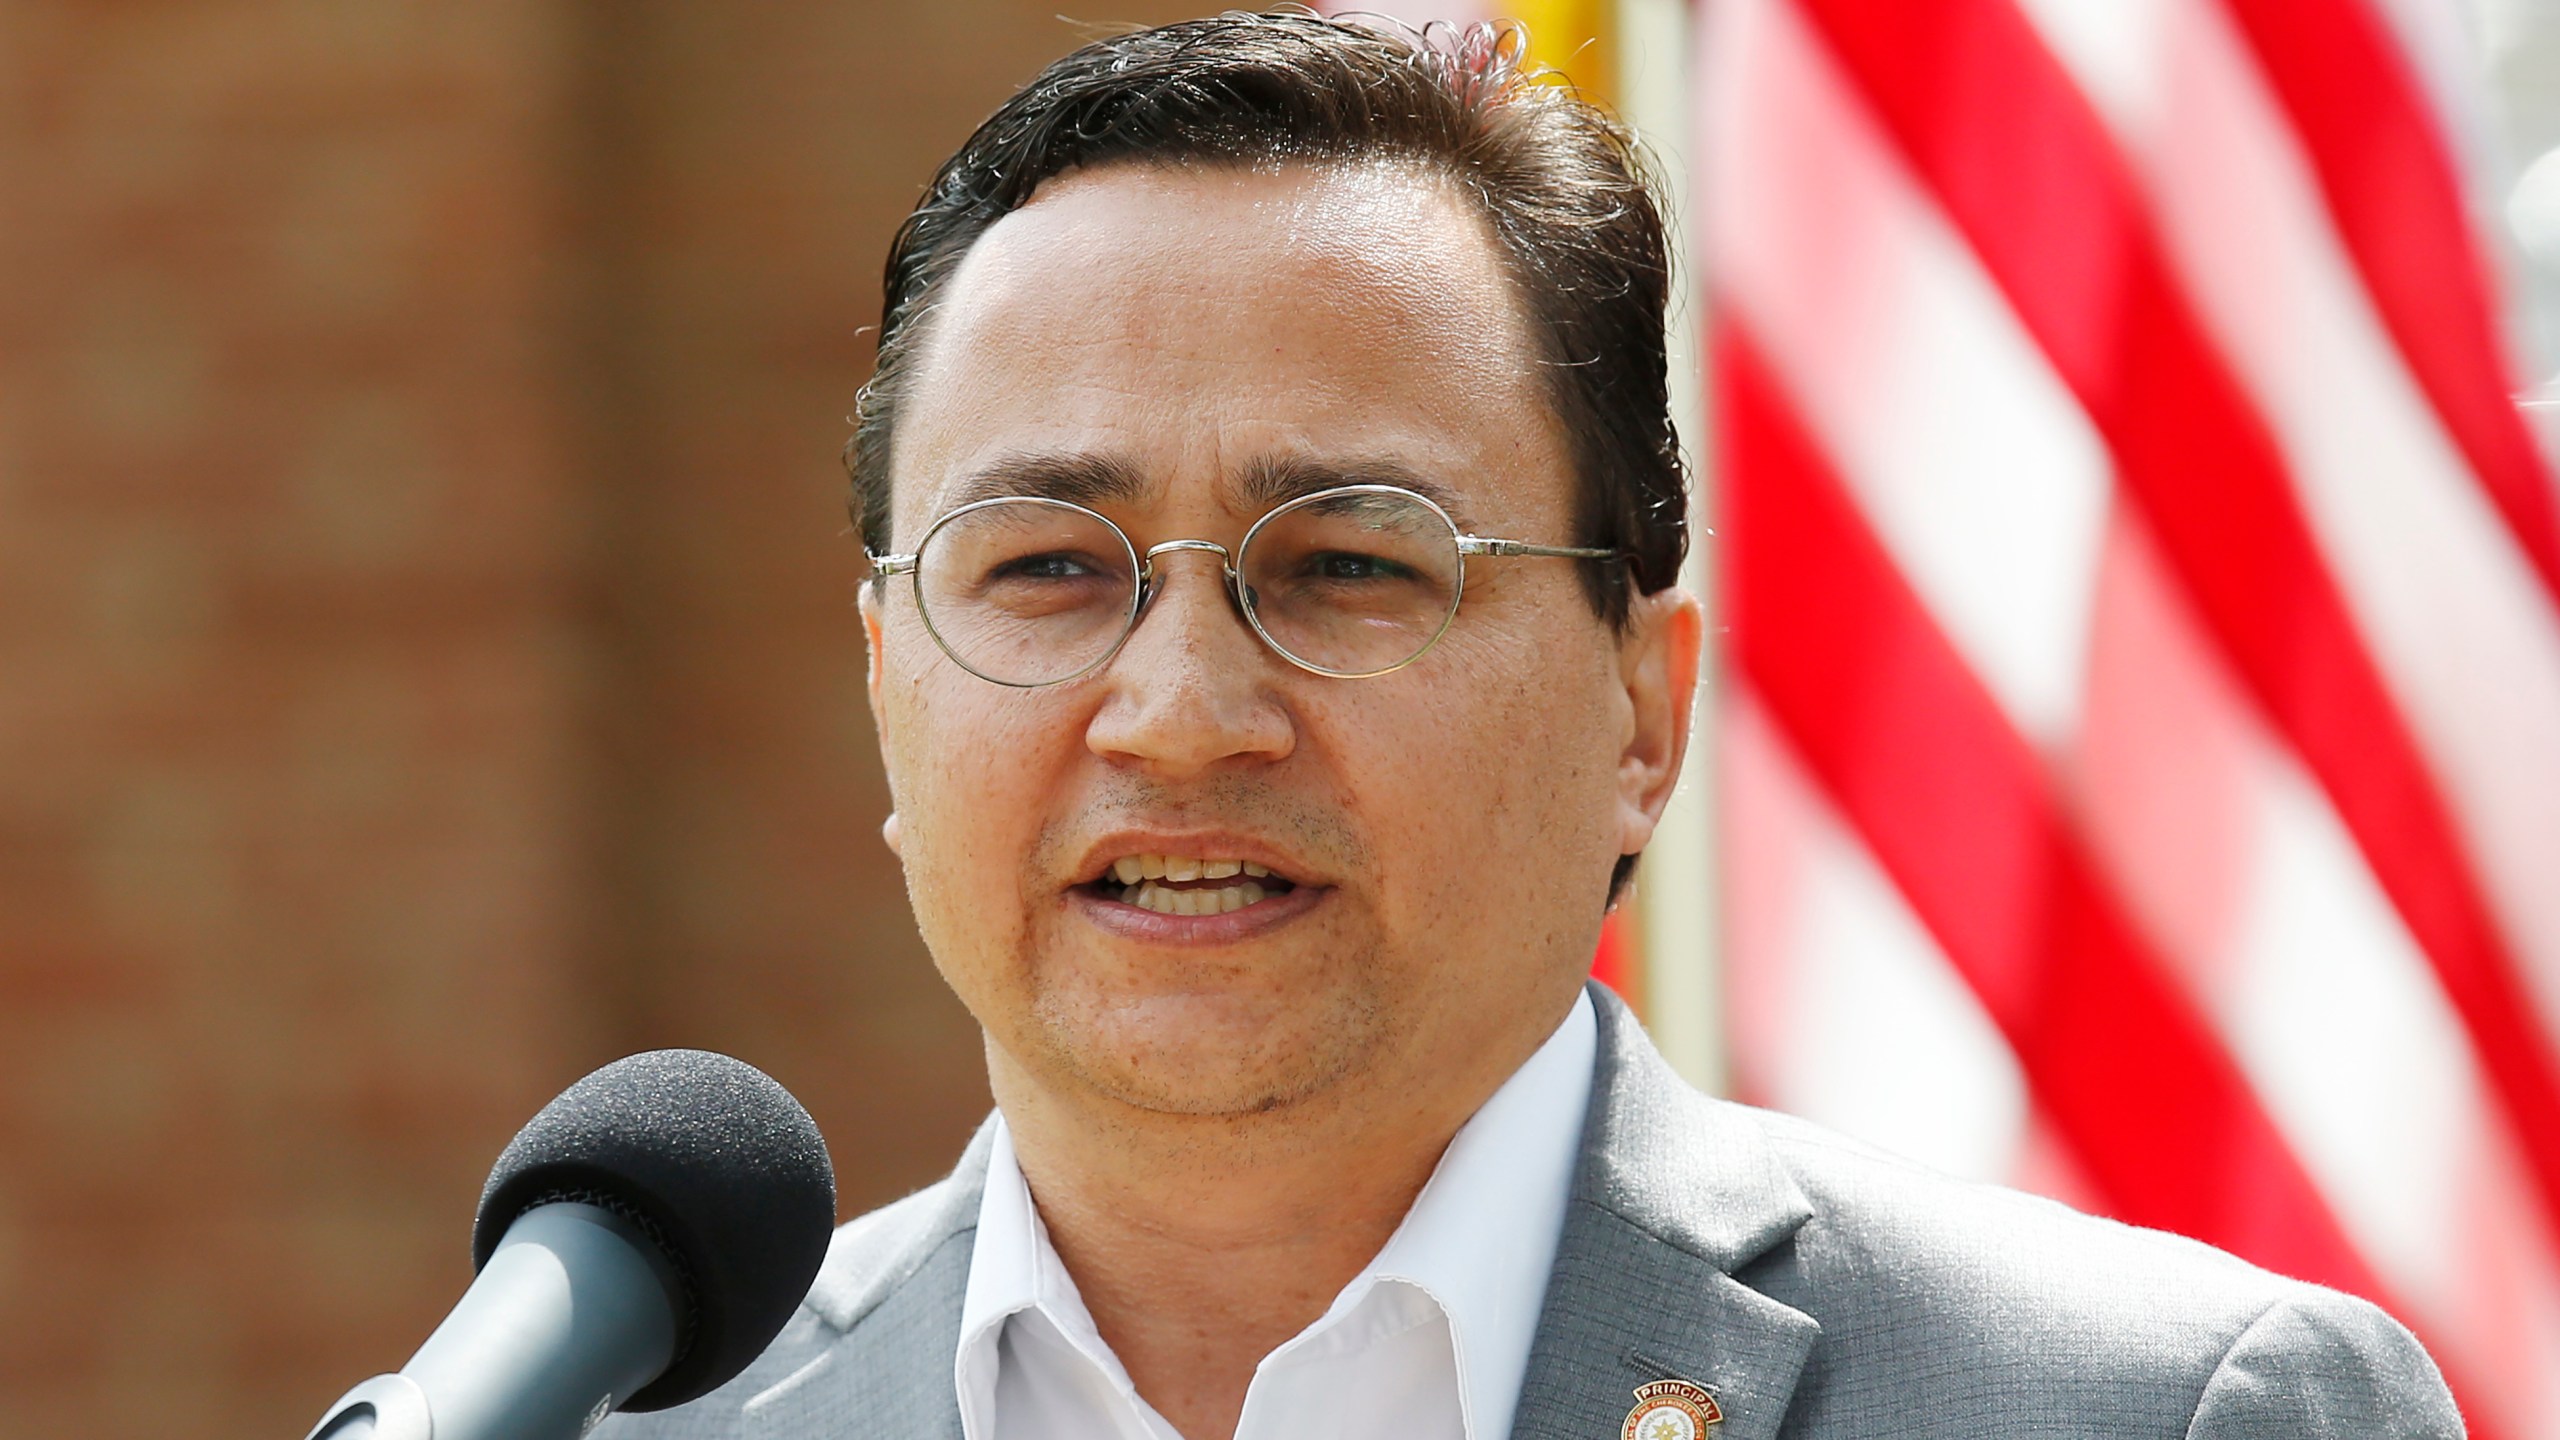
<box><xmin>1620</xmin><ymin>1377</ymin><xmax>1722</xmax><ymax>1440</ymax></box>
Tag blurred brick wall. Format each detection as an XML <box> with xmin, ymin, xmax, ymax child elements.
<box><xmin>0</xmin><ymin>3</ymin><xmax>1202</xmax><ymax>1435</ymax></box>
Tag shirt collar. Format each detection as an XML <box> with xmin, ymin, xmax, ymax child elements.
<box><xmin>1334</xmin><ymin>988</ymin><xmax>1595</xmax><ymax>1440</ymax></box>
<box><xmin>956</xmin><ymin>1114</ymin><xmax>1147</xmax><ymax>1436</ymax></box>
<box><xmin>955</xmin><ymin>987</ymin><xmax>1597</xmax><ymax>1440</ymax></box>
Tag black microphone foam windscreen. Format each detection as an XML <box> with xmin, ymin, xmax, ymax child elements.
<box><xmin>472</xmin><ymin>1049</ymin><xmax>837</xmax><ymax>1411</ymax></box>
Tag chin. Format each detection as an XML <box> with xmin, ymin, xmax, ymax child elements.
<box><xmin>1028</xmin><ymin>982</ymin><xmax>1384</xmax><ymax>1119</ymax></box>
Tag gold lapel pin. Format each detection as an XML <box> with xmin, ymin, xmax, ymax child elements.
<box><xmin>1620</xmin><ymin>1377</ymin><xmax>1723</xmax><ymax>1440</ymax></box>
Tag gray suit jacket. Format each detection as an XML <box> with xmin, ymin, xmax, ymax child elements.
<box><xmin>605</xmin><ymin>985</ymin><xmax>2464</xmax><ymax>1438</ymax></box>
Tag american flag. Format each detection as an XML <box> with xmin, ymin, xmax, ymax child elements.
<box><xmin>1707</xmin><ymin>0</ymin><xmax>2560</xmax><ymax>1434</ymax></box>
<box><xmin>1332</xmin><ymin>0</ymin><xmax>2560</xmax><ymax>1434</ymax></box>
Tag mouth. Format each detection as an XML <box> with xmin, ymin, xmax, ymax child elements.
<box><xmin>1078</xmin><ymin>852</ymin><xmax>1304</xmax><ymax>917</ymax></box>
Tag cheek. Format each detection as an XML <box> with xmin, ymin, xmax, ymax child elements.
<box><xmin>878</xmin><ymin>673</ymin><xmax>1068</xmax><ymax>950</ymax></box>
<box><xmin>1335</xmin><ymin>641</ymin><xmax>1625</xmax><ymax>922</ymax></box>
<box><xmin>879</xmin><ymin>609</ymin><xmax>1057</xmax><ymax>807</ymax></box>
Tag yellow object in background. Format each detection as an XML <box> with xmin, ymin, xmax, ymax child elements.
<box><xmin>1505</xmin><ymin>0</ymin><xmax>1615</xmax><ymax>105</ymax></box>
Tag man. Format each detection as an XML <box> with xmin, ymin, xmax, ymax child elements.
<box><xmin>613</xmin><ymin>12</ymin><xmax>2462</xmax><ymax>1439</ymax></box>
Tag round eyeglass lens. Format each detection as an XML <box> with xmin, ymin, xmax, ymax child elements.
<box><xmin>1240</xmin><ymin>487</ymin><xmax>1462</xmax><ymax>676</ymax></box>
<box><xmin>914</xmin><ymin>497</ymin><xmax>1140</xmax><ymax>686</ymax></box>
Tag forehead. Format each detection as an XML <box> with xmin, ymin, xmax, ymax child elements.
<box><xmin>889</xmin><ymin>161</ymin><xmax>1567</xmax><ymax>535</ymax></box>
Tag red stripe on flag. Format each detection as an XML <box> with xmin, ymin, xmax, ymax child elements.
<box><xmin>1719</xmin><ymin>319</ymin><xmax>2383</xmax><ymax>1296</ymax></box>
<box><xmin>1591</xmin><ymin>906</ymin><xmax>1638</xmax><ymax>1002</ymax></box>
<box><xmin>1786</xmin><ymin>0</ymin><xmax>2560</xmax><ymax>1251</ymax></box>
<box><xmin>2216</xmin><ymin>0</ymin><xmax>2560</xmax><ymax>610</ymax></box>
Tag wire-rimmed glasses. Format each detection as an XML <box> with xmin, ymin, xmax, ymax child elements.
<box><xmin>866</xmin><ymin>483</ymin><xmax>1625</xmax><ymax>687</ymax></box>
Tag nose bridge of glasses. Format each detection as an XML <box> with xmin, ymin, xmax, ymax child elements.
<box><xmin>1140</xmin><ymin>537</ymin><xmax>1236</xmax><ymax>568</ymax></box>
<box><xmin>1137</xmin><ymin>536</ymin><xmax>1243</xmax><ymax>599</ymax></box>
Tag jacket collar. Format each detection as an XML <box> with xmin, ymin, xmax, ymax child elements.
<box><xmin>1508</xmin><ymin>984</ymin><xmax>1819</xmax><ymax>1440</ymax></box>
<box><xmin>740</xmin><ymin>983</ymin><xmax>1819</xmax><ymax>1440</ymax></box>
<box><xmin>739</xmin><ymin>1120</ymin><xmax>993</xmax><ymax>1440</ymax></box>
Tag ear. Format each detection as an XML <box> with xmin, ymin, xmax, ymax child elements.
<box><xmin>1614</xmin><ymin>586</ymin><xmax>1704</xmax><ymax>859</ymax></box>
<box><xmin>859</xmin><ymin>581</ymin><xmax>901</xmax><ymax>858</ymax></box>
<box><xmin>859</xmin><ymin>580</ymin><xmax>890</xmax><ymax>736</ymax></box>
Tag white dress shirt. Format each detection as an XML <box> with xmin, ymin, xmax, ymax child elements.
<box><xmin>954</xmin><ymin>989</ymin><xmax>1597</xmax><ymax>1440</ymax></box>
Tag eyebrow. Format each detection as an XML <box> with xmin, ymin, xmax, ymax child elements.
<box><xmin>1235</xmin><ymin>457</ymin><xmax>1476</xmax><ymax>528</ymax></box>
<box><xmin>941</xmin><ymin>453</ymin><xmax>1159</xmax><ymax>512</ymax></box>
<box><xmin>937</xmin><ymin>452</ymin><xmax>1476</xmax><ymax>527</ymax></box>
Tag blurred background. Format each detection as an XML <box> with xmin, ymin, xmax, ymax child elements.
<box><xmin>5</xmin><ymin>0</ymin><xmax>2559</xmax><ymax>1437</ymax></box>
<box><xmin>0</xmin><ymin>3</ymin><xmax>1213</xmax><ymax>1434</ymax></box>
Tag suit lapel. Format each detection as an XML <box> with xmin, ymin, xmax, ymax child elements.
<box><xmin>740</xmin><ymin>1125</ymin><xmax>994</xmax><ymax>1440</ymax></box>
<box><xmin>1509</xmin><ymin>988</ymin><xmax>1820</xmax><ymax>1440</ymax></box>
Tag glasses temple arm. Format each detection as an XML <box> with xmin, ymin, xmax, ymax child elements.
<box><xmin>1456</xmin><ymin>536</ymin><xmax>1627</xmax><ymax>560</ymax></box>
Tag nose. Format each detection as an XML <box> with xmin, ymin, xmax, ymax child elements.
<box><xmin>1083</xmin><ymin>547</ymin><xmax>1294</xmax><ymax>776</ymax></box>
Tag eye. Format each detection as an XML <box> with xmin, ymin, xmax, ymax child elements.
<box><xmin>991</xmin><ymin>551</ymin><xmax>1104</xmax><ymax>580</ymax></box>
<box><xmin>1305</xmin><ymin>550</ymin><xmax>1419</xmax><ymax>582</ymax></box>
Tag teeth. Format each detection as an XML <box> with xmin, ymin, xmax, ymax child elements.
<box><xmin>1106</xmin><ymin>854</ymin><xmax>1284</xmax><ymax>887</ymax></box>
<box><xmin>1124</xmin><ymin>880</ymin><xmax>1271</xmax><ymax>916</ymax></box>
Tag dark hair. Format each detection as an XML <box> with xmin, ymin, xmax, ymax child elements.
<box><xmin>851</xmin><ymin>8</ymin><xmax>1688</xmax><ymax>627</ymax></box>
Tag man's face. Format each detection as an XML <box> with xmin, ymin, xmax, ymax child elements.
<box><xmin>866</xmin><ymin>161</ymin><xmax>1693</xmax><ymax>1124</ymax></box>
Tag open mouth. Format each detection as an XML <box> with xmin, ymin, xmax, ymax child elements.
<box><xmin>1082</xmin><ymin>853</ymin><xmax>1301</xmax><ymax>917</ymax></box>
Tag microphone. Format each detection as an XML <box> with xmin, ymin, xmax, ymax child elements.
<box><xmin>305</xmin><ymin>1050</ymin><xmax>838</xmax><ymax>1440</ymax></box>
